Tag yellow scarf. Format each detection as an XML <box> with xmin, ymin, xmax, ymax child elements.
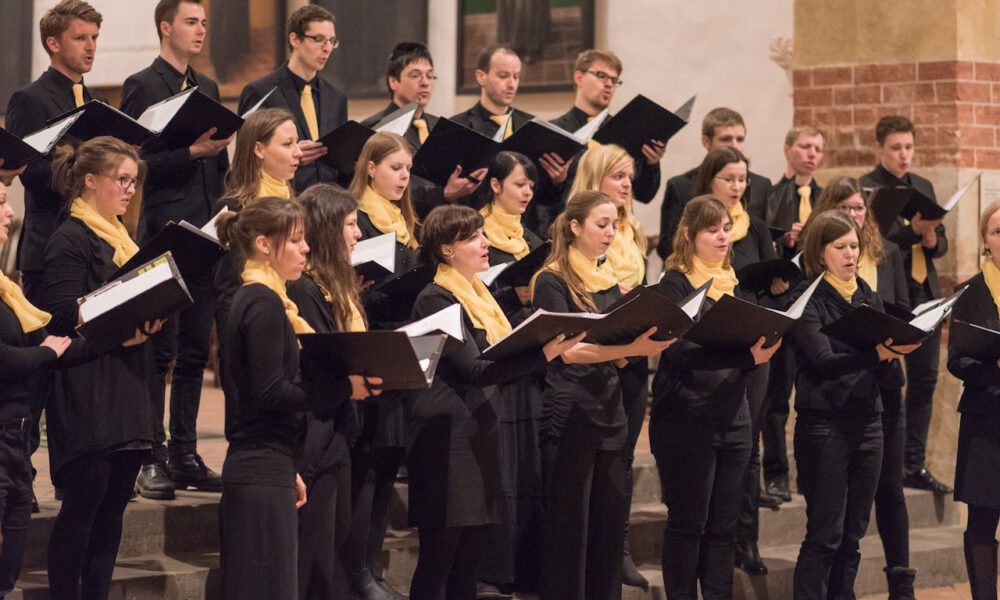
<box><xmin>311</xmin><ymin>271</ymin><xmax>368</xmax><ymax>333</ymax></box>
<box><xmin>434</xmin><ymin>263</ymin><xmax>512</xmax><ymax>345</ymax></box>
<box><xmin>858</xmin><ymin>251</ymin><xmax>879</xmax><ymax>292</ymax></box>
<box><xmin>560</xmin><ymin>245</ymin><xmax>619</xmax><ymax>293</ymax></box>
<box><xmin>0</xmin><ymin>272</ymin><xmax>50</xmax><ymax>333</ymax></box>
<box><xmin>70</xmin><ymin>197</ymin><xmax>139</xmax><ymax>267</ymax></box>
<box><xmin>823</xmin><ymin>271</ymin><xmax>859</xmax><ymax>303</ymax></box>
<box><xmin>481</xmin><ymin>204</ymin><xmax>530</xmax><ymax>260</ymax></box>
<box><xmin>259</xmin><ymin>171</ymin><xmax>292</xmax><ymax>200</ymax></box>
<box><xmin>728</xmin><ymin>200</ymin><xmax>750</xmax><ymax>243</ymax></box>
<box><xmin>682</xmin><ymin>255</ymin><xmax>737</xmax><ymax>301</ymax></box>
<box><xmin>982</xmin><ymin>257</ymin><xmax>1000</xmax><ymax>320</ymax></box>
<box><xmin>605</xmin><ymin>220</ymin><xmax>646</xmax><ymax>288</ymax></box>
<box><xmin>241</xmin><ymin>259</ymin><xmax>315</xmax><ymax>334</ymax></box>
<box><xmin>359</xmin><ymin>186</ymin><xmax>413</xmax><ymax>248</ymax></box>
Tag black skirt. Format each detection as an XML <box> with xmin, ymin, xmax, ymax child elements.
<box><xmin>955</xmin><ymin>413</ymin><xmax>1000</xmax><ymax>509</ymax></box>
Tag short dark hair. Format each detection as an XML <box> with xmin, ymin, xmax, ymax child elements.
<box><xmin>800</xmin><ymin>210</ymin><xmax>863</xmax><ymax>277</ymax></box>
<box><xmin>286</xmin><ymin>4</ymin><xmax>334</xmax><ymax>52</ymax></box>
<box><xmin>154</xmin><ymin>0</ymin><xmax>202</xmax><ymax>41</ymax></box>
<box><xmin>693</xmin><ymin>147</ymin><xmax>749</xmax><ymax>197</ymax></box>
<box><xmin>573</xmin><ymin>49</ymin><xmax>622</xmax><ymax>76</ymax></box>
<box><xmin>701</xmin><ymin>107</ymin><xmax>745</xmax><ymax>140</ymax></box>
<box><xmin>475</xmin><ymin>150</ymin><xmax>538</xmax><ymax>209</ymax></box>
<box><xmin>476</xmin><ymin>44</ymin><xmax>518</xmax><ymax>73</ymax></box>
<box><xmin>40</xmin><ymin>0</ymin><xmax>102</xmax><ymax>56</ymax></box>
<box><xmin>875</xmin><ymin>115</ymin><xmax>915</xmax><ymax>145</ymax></box>
<box><xmin>386</xmin><ymin>42</ymin><xmax>434</xmax><ymax>95</ymax></box>
<box><xmin>419</xmin><ymin>205</ymin><xmax>484</xmax><ymax>266</ymax></box>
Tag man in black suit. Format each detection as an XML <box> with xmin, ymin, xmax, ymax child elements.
<box><xmin>119</xmin><ymin>0</ymin><xmax>229</xmax><ymax>500</ymax></box>
<box><xmin>237</xmin><ymin>4</ymin><xmax>346</xmax><ymax>191</ymax></box>
<box><xmin>657</xmin><ymin>107</ymin><xmax>770</xmax><ymax>259</ymax></box>
<box><xmin>361</xmin><ymin>42</ymin><xmax>480</xmax><ymax>219</ymax></box>
<box><xmin>5</xmin><ymin>0</ymin><xmax>102</xmax><ymax>303</ymax></box>
<box><xmin>860</xmin><ymin>115</ymin><xmax>952</xmax><ymax>495</ymax></box>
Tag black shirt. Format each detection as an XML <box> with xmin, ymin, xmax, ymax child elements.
<box><xmin>947</xmin><ymin>273</ymin><xmax>1000</xmax><ymax>415</ymax></box>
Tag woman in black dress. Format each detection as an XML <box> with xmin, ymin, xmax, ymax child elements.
<box><xmin>790</xmin><ymin>210</ymin><xmax>920</xmax><ymax>600</ymax></box>
<box><xmin>408</xmin><ymin>204</ymin><xmax>581</xmax><ymax>599</ymax></box>
<box><xmin>949</xmin><ymin>201</ymin><xmax>1000</xmax><ymax>600</ymax></box>
<box><xmin>531</xmin><ymin>191</ymin><xmax>674</xmax><ymax>600</ymax></box>
<box><xmin>650</xmin><ymin>195</ymin><xmax>781</xmax><ymax>600</ymax></box>
<box><xmin>41</xmin><ymin>137</ymin><xmax>162</xmax><ymax>599</ymax></box>
<box><xmin>216</xmin><ymin>198</ymin><xmax>375</xmax><ymax>599</ymax></box>
<box><xmin>811</xmin><ymin>176</ymin><xmax>914</xmax><ymax>598</ymax></box>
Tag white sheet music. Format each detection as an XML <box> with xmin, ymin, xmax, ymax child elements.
<box><xmin>22</xmin><ymin>112</ymin><xmax>82</xmax><ymax>153</ymax></box>
<box><xmin>493</xmin><ymin>114</ymin><xmax>513</xmax><ymax>142</ymax></box>
<box><xmin>477</xmin><ymin>262</ymin><xmax>512</xmax><ymax>287</ymax></box>
<box><xmin>573</xmin><ymin>109</ymin><xmax>608</xmax><ymax>141</ymax></box>
<box><xmin>241</xmin><ymin>87</ymin><xmax>277</xmax><ymax>119</ymax></box>
<box><xmin>942</xmin><ymin>174</ymin><xmax>980</xmax><ymax>212</ymax></box>
<box><xmin>781</xmin><ymin>276</ymin><xmax>823</xmax><ymax>320</ymax></box>
<box><xmin>351</xmin><ymin>232</ymin><xmax>396</xmax><ymax>273</ymax></box>
<box><xmin>375</xmin><ymin>102</ymin><xmax>418</xmax><ymax>136</ymax></box>
<box><xmin>398</xmin><ymin>303</ymin><xmax>466</xmax><ymax>342</ymax></box>
<box><xmin>137</xmin><ymin>87</ymin><xmax>198</xmax><ymax>133</ymax></box>
<box><xmin>200</xmin><ymin>207</ymin><xmax>230</xmax><ymax>242</ymax></box>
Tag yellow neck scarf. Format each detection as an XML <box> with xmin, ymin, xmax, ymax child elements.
<box><xmin>70</xmin><ymin>197</ymin><xmax>139</xmax><ymax>267</ymax></box>
<box><xmin>563</xmin><ymin>245</ymin><xmax>619</xmax><ymax>293</ymax></box>
<box><xmin>605</xmin><ymin>220</ymin><xmax>646</xmax><ymax>288</ymax></box>
<box><xmin>0</xmin><ymin>272</ymin><xmax>50</xmax><ymax>333</ymax></box>
<box><xmin>823</xmin><ymin>271</ymin><xmax>859</xmax><ymax>303</ymax></box>
<box><xmin>311</xmin><ymin>271</ymin><xmax>367</xmax><ymax>333</ymax></box>
<box><xmin>242</xmin><ymin>259</ymin><xmax>315</xmax><ymax>334</ymax></box>
<box><xmin>359</xmin><ymin>186</ymin><xmax>413</xmax><ymax>248</ymax></box>
<box><xmin>982</xmin><ymin>257</ymin><xmax>1000</xmax><ymax>320</ymax></box>
<box><xmin>858</xmin><ymin>251</ymin><xmax>879</xmax><ymax>293</ymax></box>
<box><xmin>728</xmin><ymin>200</ymin><xmax>750</xmax><ymax>243</ymax></box>
<box><xmin>259</xmin><ymin>171</ymin><xmax>292</xmax><ymax>200</ymax></box>
<box><xmin>434</xmin><ymin>263</ymin><xmax>512</xmax><ymax>345</ymax></box>
<box><xmin>682</xmin><ymin>255</ymin><xmax>738</xmax><ymax>301</ymax></box>
<box><xmin>481</xmin><ymin>204</ymin><xmax>530</xmax><ymax>260</ymax></box>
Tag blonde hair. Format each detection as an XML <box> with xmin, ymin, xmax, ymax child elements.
<box><xmin>348</xmin><ymin>132</ymin><xmax>418</xmax><ymax>248</ymax></box>
<box><xmin>223</xmin><ymin>108</ymin><xmax>296</xmax><ymax>208</ymax></box>
<box><xmin>567</xmin><ymin>144</ymin><xmax>646</xmax><ymax>253</ymax></box>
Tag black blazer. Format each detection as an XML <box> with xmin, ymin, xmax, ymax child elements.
<box><xmin>120</xmin><ymin>57</ymin><xmax>229</xmax><ymax>242</ymax></box>
<box><xmin>361</xmin><ymin>102</ymin><xmax>445</xmax><ymax>220</ymax></box>
<box><xmin>5</xmin><ymin>68</ymin><xmax>102</xmax><ymax>272</ymax></box>
<box><xmin>39</xmin><ymin>218</ymin><xmax>155</xmax><ymax>484</ymax></box>
<box><xmin>658</xmin><ymin>166</ymin><xmax>772</xmax><ymax>259</ymax></box>
<box><xmin>237</xmin><ymin>64</ymin><xmax>349</xmax><ymax>191</ymax></box>
<box><xmin>947</xmin><ymin>273</ymin><xmax>1000</xmax><ymax>414</ymax></box>
<box><xmin>860</xmin><ymin>164</ymin><xmax>948</xmax><ymax>299</ymax></box>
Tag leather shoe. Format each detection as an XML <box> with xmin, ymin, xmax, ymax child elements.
<box><xmin>622</xmin><ymin>554</ymin><xmax>650</xmax><ymax>590</ymax></box>
<box><xmin>903</xmin><ymin>468</ymin><xmax>953</xmax><ymax>494</ymax></box>
<box><xmin>31</xmin><ymin>489</ymin><xmax>39</xmax><ymax>513</ymax></box>
<box><xmin>136</xmin><ymin>462</ymin><xmax>176</xmax><ymax>500</ymax></box>
<box><xmin>476</xmin><ymin>581</ymin><xmax>511</xmax><ymax>599</ymax></box>
<box><xmin>735</xmin><ymin>541</ymin><xmax>768</xmax><ymax>575</ymax></box>
<box><xmin>352</xmin><ymin>568</ymin><xmax>402</xmax><ymax>600</ymax></box>
<box><xmin>374</xmin><ymin>577</ymin><xmax>405</xmax><ymax>600</ymax></box>
<box><xmin>765</xmin><ymin>475</ymin><xmax>792</xmax><ymax>502</ymax></box>
<box><xmin>758</xmin><ymin>489</ymin><xmax>782</xmax><ymax>510</ymax></box>
<box><xmin>168</xmin><ymin>453</ymin><xmax>222</xmax><ymax>492</ymax></box>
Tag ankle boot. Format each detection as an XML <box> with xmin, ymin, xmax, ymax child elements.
<box><xmin>735</xmin><ymin>540</ymin><xmax>768</xmax><ymax>575</ymax></box>
<box><xmin>964</xmin><ymin>533</ymin><xmax>999</xmax><ymax>600</ymax></box>
<box><xmin>884</xmin><ymin>566</ymin><xmax>916</xmax><ymax>600</ymax></box>
<box><xmin>622</xmin><ymin>521</ymin><xmax>649</xmax><ymax>590</ymax></box>
<box><xmin>351</xmin><ymin>567</ymin><xmax>400</xmax><ymax>600</ymax></box>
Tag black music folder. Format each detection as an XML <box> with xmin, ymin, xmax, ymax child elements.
<box><xmin>736</xmin><ymin>258</ymin><xmax>803</xmax><ymax>294</ymax></box>
<box><xmin>111</xmin><ymin>219</ymin><xmax>224</xmax><ymax>281</ymax></box>
<box><xmin>683</xmin><ymin>276</ymin><xmax>823</xmax><ymax>350</ymax></box>
<box><xmin>412</xmin><ymin>118</ymin><xmax>500</xmax><ymax>187</ymax></box>
<box><xmin>820</xmin><ymin>285</ymin><xmax>967</xmax><ymax>349</ymax></box>
<box><xmin>479</xmin><ymin>241</ymin><xmax>552</xmax><ymax>288</ymax></box>
<box><xmin>478</xmin><ymin>309</ymin><xmax>608</xmax><ymax>362</ymax></box>
<box><xmin>0</xmin><ymin>113</ymin><xmax>82</xmax><ymax>169</ymax></box>
<box><xmin>396</xmin><ymin>302</ymin><xmax>466</xmax><ymax>355</ymax></box>
<box><xmin>317</xmin><ymin>120</ymin><xmax>377</xmax><ymax>175</ymax></box>
<box><xmin>136</xmin><ymin>86</ymin><xmax>243</xmax><ymax>149</ymax></box>
<box><xmin>950</xmin><ymin>319</ymin><xmax>1000</xmax><ymax>363</ymax></box>
<box><xmin>374</xmin><ymin>264</ymin><xmax>436</xmax><ymax>303</ymax></box>
<box><xmin>298</xmin><ymin>331</ymin><xmax>447</xmax><ymax>390</ymax></box>
<box><xmin>351</xmin><ymin>232</ymin><xmax>396</xmax><ymax>282</ymax></box>
<box><xmin>584</xmin><ymin>280</ymin><xmax>710</xmax><ymax>345</ymax></box>
<box><xmin>76</xmin><ymin>253</ymin><xmax>193</xmax><ymax>353</ymax></box>
<box><xmin>502</xmin><ymin>119</ymin><xmax>586</xmax><ymax>164</ymax></box>
<box><xmin>592</xmin><ymin>94</ymin><xmax>695</xmax><ymax>160</ymax></box>
<box><xmin>50</xmin><ymin>100</ymin><xmax>155</xmax><ymax>146</ymax></box>
<box><xmin>868</xmin><ymin>178</ymin><xmax>976</xmax><ymax>235</ymax></box>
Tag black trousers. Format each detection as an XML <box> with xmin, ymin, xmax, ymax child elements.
<box><xmin>654</xmin><ymin>415</ymin><xmax>751</xmax><ymax>600</ymax></box>
<box><xmin>47</xmin><ymin>449</ymin><xmax>146</xmax><ymax>600</ymax></box>
<box><xmin>540</xmin><ymin>440</ymin><xmax>626</xmax><ymax>600</ymax></box>
<box><xmin>298</xmin><ymin>462</ymin><xmax>352</xmax><ymax>600</ymax></box>
<box><xmin>0</xmin><ymin>428</ymin><xmax>33</xmax><ymax>597</ymax></box>
<box><xmin>874</xmin><ymin>387</ymin><xmax>909</xmax><ymax>569</ymax></box>
<box><xmin>793</xmin><ymin>412</ymin><xmax>882</xmax><ymax>600</ymax></box>
<box><xmin>348</xmin><ymin>445</ymin><xmax>404</xmax><ymax>579</ymax></box>
<box><xmin>762</xmin><ymin>344</ymin><xmax>795</xmax><ymax>481</ymax></box>
<box><xmin>619</xmin><ymin>359</ymin><xmax>649</xmax><ymax>554</ymax></box>
<box><xmin>410</xmin><ymin>524</ymin><xmax>490</xmax><ymax>600</ymax></box>
<box><xmin>19</xmin><ymin>270</ymin><xmax>46</xmax><ymax>466</ymax></box>
<box><xmin>737</xmin><ymin>364</ymin><xmax>770</xmax><ymax>543</ymax></box>
<box><xmin>903</xmin><ymin>325</ymin><xmax>941</xmax><ymax>473</ymax></box>
<box><xmin>148</xmin><ymin>268</ymin><xmax>215</xmax><ymax>463</ymax></box>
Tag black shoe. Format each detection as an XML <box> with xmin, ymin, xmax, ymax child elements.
<box><xmin>758</xmin><ymin>489</ymin><xmax>782</xmax><ymax>510</ymax></box>
<box><xmin>765</xmin><ymin>475</ymin><xmax>792</xmax><ymax>502</ymax></box>
<box><xmin>902</xmin><ymin>468</ymin><xmax>953</xmax><ymax>494</ymax></box>
<box><xmin>476</xmin><ymin>581</ymin><xmax>510</xmax><ymax>599</ymax></box>
<box><xmin>31</xmin><ymin>490</ymin><xmax>39</xmax><ymax>513</ymax></box>
<box><xmin>622</xmin><ymin>553</ymin><xmax>650</xmax><ymax>590</ymax></box>
<box><xmin>168</xmin><ymin>453</ymin><xmax>223</xmax><ymax>492</ymax></box>
<box><xmin>374</xmin><ymin>577</ymin><xmax>406</xmax><ymax>600</ymax></box>
<box><xmin>352</xmin><ymin>568</ymin><xmax>401</xmax><ymax>600</ymax></box>
<box><xmin>54</xmin><ymin>487</ymin><xmax>63</xmax><ymax>501</ymax></box>
<box><xmin>136</xmin><ymin>462</ymin><xmax>176</xmax><ymax>500</ymax></box>
<box><xmin>884</xmin><ymin>566</ymin><xmax>917</xmax><ymax>600</ymax></box>
<box><xmin>735</xmin><ymin>541</ymin><xmax>768</xmax><ymax>575</ymax></box>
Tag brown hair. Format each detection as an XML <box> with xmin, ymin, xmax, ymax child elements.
<box><xmin>223</xmin><ymin>108</ymin><xmax>296</xmax><ymax>208</ymax></box>
<box><xmin>286</xmin><ymin>4</ymin><xmax>335</xmax><ymax>52</ymax></box>
<box><xmin>154</xmin><ymin>0</ymin><xmax>201</xmax><ymax>40</ymax></box>
<box><xmin>567</xmin><ymin>144</ymin><xmax>647</xmax><ymax>253</ymax></box>
<box><xmin>693</xmin><ymin>147</ymin><xmax>750</xmax><ymax>204</ymax></box>
<box><xmin>476</xmin><ymin>44</ymin><xmax>518</xmax><ymax>72</ymax></box>
<box><xmin>875</xmin><ymin>115</ymin><xmax>916</xmax><ymax>145</ymax></box>
<box><xmin>701</xmin><ymin>107</ymin><xmax>745</xmax><ymax>140</ymax></box>
<box><xmin>785</xmin><ymin>126</ymin><xmax>826</xmax><ymax>147</ymax></box>
<box><xmin>298</xmin><ymin>184</ymin><xmax>366</xmax><ymax>330</ymax></box>
<box><xmin>40</xmin><ymin>0</ymin><xmax>102</xmax><ymax>56</ymax></box>
<box><xmin>534</xmin><ymin>190</ymin><xmax>616</xmax><ymax>311</ymax></box>
<box><xmin>981</xmin><ymin>200</ymin><xmax>1000</xmax><ymax>255</ymax></box>
<box><xmin>811</xmin><ymin>176</ymin><xmax>884</xmax><ymax>263</ymax></box>
<box><xmin>385</xmin><ymin>42</ymin><xmax>434</xmax><ymax>96</ymax></box>
<box><xmin>573</xmin><ymin>49</ymin><xmax>622</xmax><ymax>77</ymax></box>
<box><xmin>419</xmin><ymin>205</ymin><xmax>484</xmax><ymax>266</ymax></box>
<box><xmin>50</xmin><ymin>136</ymin><xmax>145</xmax><ymax>203</ymax></box>
<box><xmin>800</xmin><ymin>210</ymin><xmax>863</xmax><ymax>277</ymax></box>
<box><xmin>349</xmin><ymin>132</ymin><xmax>418</xmax><ymax>247</ymax></box>
<box><xmin>216</xmin><ymin>197</ymin><xmax>305</xmax><ymax>260</ymax></box>
<box><xmin>665</xmin><ymin>195</ymin><xmax>733</xmax><ymax>273</ymax></box>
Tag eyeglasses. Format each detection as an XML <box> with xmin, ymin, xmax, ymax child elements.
<box><xmin>714</xmin><ymin>175</ymin><xmax>748</xmax><ymax>187</ymax></box>
<box><xmin>586</xmin><ymin>70</ymin><xmax>623</xmax><ymax>87</ymax></box>
<box><xmin>402</xmin><ymin>70</ymin><xmax>438</xmax><ymax>81</ymax></box>
<box><xmin>839</xmin><ymin>204</ymin><xmax>867</xmax><ymax>215</ymax></box>
<box><xmin>300</xmin><ymin>34</ymin><xmax>339</xmax><ymax>49</ymax></box>
<box><xmin>108</xmin><ymin>175</ymin><xmax>139</xmax><ymax>192</ymax></box>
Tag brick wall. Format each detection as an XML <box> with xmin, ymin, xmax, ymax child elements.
<box><xmin>792</xmin><ymin>61</ymin><xmax>1000</xmax><ymax>170</ymax></box>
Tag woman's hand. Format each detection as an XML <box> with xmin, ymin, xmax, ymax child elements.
<box><xmin>542</xmin><ymin>332</ymin><xmax>586</xmax><ymax>362</ymax></box>
<box><xmin>515</xmin><ymin>285</ymin><xmax>532</xmax><ymax>305</ymax></box>
<box><xmin>294</xmin><ymin>473</ymin><xmax>307</xmax><ymax>509</ymax></box>
<box><xmin>626</xmin><ymin>326</ymin><xmax>676</xmax><ymax>357</ymax></box>
<box><xmin>40</xmin><ymin>335</ymin><xmax>71</xmax><ymax>358</ymax></box>
<box><xmin>358</xmin><ymin>275</ymin><xmax>376</xmax><ymax>291</ymax></box>
<box><xmin>769</xmin><ymin>277</ymin><xmax>790</xmax><ymax>296</ymax></box>
<box><xmin>618</xmin><ymin>283</ymin><xmax>633</xmax><ymax>295</ymax></box>
<box><xmin>877</xmin><ymin>338</ymin><xmax>922</xmax><ymax>361</ymax></box>
<box><xmin>750</xmin><ymin>336</ymin><xmax>782</xmax><ymax>366</ymax></box>
<box><xmin>349</xmin><ymin>375</ymin><xmax>383</xmax><ymax>400</ymax></box>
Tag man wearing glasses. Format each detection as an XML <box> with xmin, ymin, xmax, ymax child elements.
<box><xmin>238</xmin><ymin>4</ymin><xmax>346</xmax><ymax>191</ymax></box>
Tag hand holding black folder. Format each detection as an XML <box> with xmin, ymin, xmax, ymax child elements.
<box><xmin>592</xmin><ymin>94</ymin><xmax>695</xmax><ymax>161</ymax></box>
<box><xmin>50</xmin><ymin>100</ymin><xmax>155</xmax><ymax>146</ymax></box>
<box><xmin>478</xmin><ymin>241</ymin><xmax>552</xmax><ymax>288</ymax></box>
<box><xmin>298</xmin><ymin>331</ymin><xmax>447</xmax><ymax>390</ymax></box>
<box><xmin>136</xmin><ymin>86</ymin><xmax>243</xmax><ymax>150</ymax></box>
<box><xmin>412</xmin><ymin>118</ymin><xmax>500</xmax><ymax>187</ymax></box>
<box><xmin>736</xmin><ymin>258</ymin><xmax>804</xmax><ymax>294</ymax></box>
<box><xmin>111</xmin><ymin>219</ymin><xmax>225</xmax><ymax>282</ymax></box>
